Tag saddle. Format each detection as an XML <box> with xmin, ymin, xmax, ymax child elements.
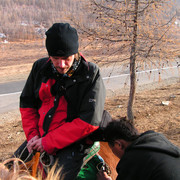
<box><xmin>76</xmin><ymin>141</ymin><xmax>111</xmax><ymax>180</ymax></box>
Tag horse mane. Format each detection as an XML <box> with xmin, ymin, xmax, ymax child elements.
<box><xmin>0</xmin><ymin>158</ymin><xmax>64</xmax><ymax>180</ymax></box>
<box><xmin>0</xmin><ymin>158</ymin><xmax>36</xmax><ymax>180</ymax></box>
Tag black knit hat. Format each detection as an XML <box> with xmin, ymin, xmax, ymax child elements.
<box><xmin>45</xmin><ymin>23</ymin><xmax>79</xmax><ymax>57</ymax></box>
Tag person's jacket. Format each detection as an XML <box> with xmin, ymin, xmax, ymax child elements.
<box><xmin>116</xmin><ymin>130</ymin><xmax>180</xmax><ymax>180</ymax></box>
<box><xmin>20</xmin><ymin>55</ymin><xmax>106</xmax><ymax>154</ymax></box>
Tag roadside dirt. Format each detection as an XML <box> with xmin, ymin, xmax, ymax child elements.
<box><xmin>0</xmin><ymin>41</ymin><xmax>179</xmax><ymax>169</ymax></box>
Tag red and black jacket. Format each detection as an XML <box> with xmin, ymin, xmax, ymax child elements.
<box><xmin>20</xmin><ymin>55</ymin><xmax>106</xmax><ymax>154</ymax></box>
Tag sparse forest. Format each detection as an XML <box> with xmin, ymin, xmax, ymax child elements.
<box><xmin>0</xmin><ymin>0</ymin><xmax>179</xmax><ymax>43</ymax></box>
<box><xmin>0</xmin><ymin>0</ymin><xmax>85</xmax><ymax>41</ymax></box>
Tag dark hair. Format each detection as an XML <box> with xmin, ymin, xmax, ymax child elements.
<box><xmin>104</xmin><ymin>117</ymin><xmax>139</xmax><ymax>146</ymax></box>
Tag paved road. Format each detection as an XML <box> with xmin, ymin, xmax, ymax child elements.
<box><xmin>0</xmin><ymin>63</ymin><xmax>179</xmax><ymax>113</ymax></box>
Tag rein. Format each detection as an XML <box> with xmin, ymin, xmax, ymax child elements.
<box><xmin>19</xmin><ymin>145</ymin><xmax>53</xmax><ymax>178</ymax></box>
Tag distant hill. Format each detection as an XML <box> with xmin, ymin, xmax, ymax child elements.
<box><xmin>0</xmin><ymin>0</ymin><xmax>85</xmax><ymax>41</ymax></box>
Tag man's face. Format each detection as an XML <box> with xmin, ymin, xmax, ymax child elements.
<box><xmin>50</xmin><ymin>55</ymin><xmax>75</xmax><ymax>74</ymax></box>
<box><xmin>108</xmin><ymin>141</ymin><xmax>125</xmax><ymax>159</ymax></box>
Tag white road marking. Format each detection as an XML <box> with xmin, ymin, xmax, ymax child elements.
<box><xmin>0</xmin><ymin>65</ymin><xmax>179</xmax><ymax>96</ymax></box>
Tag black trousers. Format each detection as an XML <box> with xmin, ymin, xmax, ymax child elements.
<box><xmin>53</xmin><ymin>143</ymin><xmax>91</xmax><ymax>180</ymax></box>
<box><xmin>14</xmin><ymin>140</ymin><xmax>33</xmax><ymax>161</ymax></box>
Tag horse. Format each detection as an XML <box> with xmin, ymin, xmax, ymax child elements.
<box><xmin>99</xmin><ymin>142</ymin><xmax>119</xmax><ymax>179</ymax></box>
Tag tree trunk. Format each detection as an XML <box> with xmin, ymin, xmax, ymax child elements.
<box><xmin>127</xmin><ymin>0</ymin><xmax>138</xmax><ymax>123</ymax></box>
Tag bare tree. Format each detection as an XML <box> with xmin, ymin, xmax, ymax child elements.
<box><xmin>128</xmin><ymin>0</ymin><xmax>138</xmax><ymax>121</ymax></box>
<box><xmin>72</xmin><ymin>0</ymin><xmax>178</xmax><ymax>123</ymax></box>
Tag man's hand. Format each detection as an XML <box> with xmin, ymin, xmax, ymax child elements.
<box><xmin>31</xmin><ymin>138</ymin><xmax>44</xmax><ymax>153</ymax></box>
<box><xmin>27</xmin><ymin>135</ymin><xmax>39</xmax><ymax>153</ymax></box>
<box><xmin>27</xmin><ymin>136</ymin><xmax>44</xmax><ymax>153</ymax></box>
<box><xmin>97</xmin><ymin>171</ymin><xmax>112</xmax><ymax>180</ymax></box>
<box><xmin>29</xmin><ymin>135</ymin><xmax>39</xmax><ymax>143</ymax></box>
